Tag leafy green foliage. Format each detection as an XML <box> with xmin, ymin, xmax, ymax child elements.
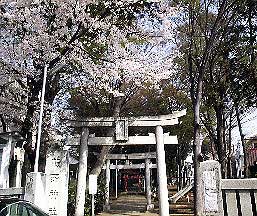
<box><xmin>69</xmin><ymin>80</ymin><xmax>194</xmax><ymax>174</ymax></box>
<box><xmin>82</xmin><ymin>42</ymin><xmax>108</xmax><ymax>64</ymax></box>
<box><xmin>86</xmin><ymin>1</ymin><xmax>151</xmax><ymax>29</ymax></box>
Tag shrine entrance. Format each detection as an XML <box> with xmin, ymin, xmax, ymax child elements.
<box><xmin>67</xmin><ymin>109</ymin><xmax>186</xmax><ymax>216</ymax></box>
<box><xmin>101</xmin><ymin>152</ymin><xmax>157</xmax><ymax>202</ymax></box>
<box><xmin>110</xmin><ymin>166</ymin><xmax>145</xmax><ymax>193</ymax></box>
<box><xmin>121</xmin><ymin>170</ymin><xmax>144</xmax><ymax>192</ymax></box>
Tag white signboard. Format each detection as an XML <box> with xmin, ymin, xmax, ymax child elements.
<box><xmin>89</xmin><ymin>175</ymin><xmax>97</xmax><ymax>195</ymax></box>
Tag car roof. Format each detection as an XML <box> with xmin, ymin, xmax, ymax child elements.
<box><xmin>0</xmin><ymin>198</ymin><xmax>49</xmax><ymax>215</ymax></box>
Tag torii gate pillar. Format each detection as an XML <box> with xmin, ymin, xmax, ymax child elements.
<box><xmin>156</xmin><ymin>126</ymin><xmax>169</xmax><ymax>216</ymax></box>
<box><xmin>145</xmin><ymin>158</ymin><xmax>154</xmax><ymax>211</ymax></box>
<box><xmin>104</xmin><ymin>159</ymin><xmax>111</xmax><ymax>211</ymax></box>
<box><xmin>75</xmin><ymin>128</ymin><xmax>89</xmax><ymax>216</ymax></box>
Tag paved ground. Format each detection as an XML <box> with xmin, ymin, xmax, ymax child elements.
<box><xmin>97</xmin><ymin>193</ymin><xmax>194</xmax><ymax>216</ymax></box>
<box><xmin>97</xmin><ymin>194</ymin><xmax>159</xmax><ymax>216</ymax></box>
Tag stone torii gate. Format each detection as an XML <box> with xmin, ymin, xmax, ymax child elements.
<box><xmin>103</xmin><ymin>152</ymin><xmax>157</xmax><ymax>210</ymax></box>
<box><xmin>68</xmin><ymin>109</ymin><xmax>186</xmax><ymax>216</ymax></box>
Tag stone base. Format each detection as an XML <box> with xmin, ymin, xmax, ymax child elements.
<box><xmin>24</xmin><ymin>172</ymin><xmax>47</xmax><ymax>211</ymax></box>
<box><xmin>103</xmin><ymin>204</ymin><xmax>110</xmax><ymax>211</ymax></box>
<box><xmin>146</xmin><ymin>204</ymin><xmax>154</xmax><ymax>211</ymax></box>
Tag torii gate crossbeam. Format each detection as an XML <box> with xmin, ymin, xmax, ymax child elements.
<box><xmin>67</xmin><ymin>110</ymin><xmax>186</xmax><ymax>216</ymax></box>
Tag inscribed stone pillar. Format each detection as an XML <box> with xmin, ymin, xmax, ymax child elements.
<box><xmin>45</xmin><ymin>149</ymin><xmax>69</xmax><ymax>216</ymax></box>
<box><xmin>145</xmin><ymin>158</ymin><xmax>154</xmax><ymax>210</ymax></box>
<box><xmin>199</xmin><ymin>160</ymin><xmax>223</xmax><ymax>215</ymax></box>
<box><xmin>24</xmin><ymin>172</ymin><xmax>47</xmax><ymax>211</ymax></box>
<box><xmin>155</xmin><ymin>126</ymin><xmax>169</xmax><ymax>216</ymax></box>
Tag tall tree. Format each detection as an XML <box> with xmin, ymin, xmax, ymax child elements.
<box><xmin>173</xmin><ymin>0</ymin><xmax>255</xmax><ymax>213</ymax></box>
<box><xmin>65</xmin><ymin>3</ymin><xmax>182</xmax><ymax>175</ymax></box>
<box><xmin>0</xmin><ymin>0</ymin><xmax>154</xmax><ymax>172</ymax></box>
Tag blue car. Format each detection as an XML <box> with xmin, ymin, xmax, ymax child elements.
<box><xmin>0</xmin><ymin>198</ymin><xmax>49</xmax><ymax>216</ymax></box>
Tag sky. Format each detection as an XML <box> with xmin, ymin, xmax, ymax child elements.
<box><xmin>232</xmin><ymin>108</ymin><xmax>257</xmax><ymax>143</ymax></box>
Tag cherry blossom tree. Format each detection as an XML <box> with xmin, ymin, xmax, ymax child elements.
<box><xmin>1</xmin><ymin>0</ymin><xmax>181</xmax><ymax>172</ymax></box>
<box><xmin>61</xmin><ymin>2</ymin><xmax>182</xmax><ymax>175</ymax></box>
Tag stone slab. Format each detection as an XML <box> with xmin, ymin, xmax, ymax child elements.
<box><xmin>24</xmin><ymin>172</ymin><xmax>47</xmax><ymax>212</ymax></box>
<box><xmin>199</xmin><ymin>160</ymin><xmax>223</xmax><ymax>215</ymax></box>
<box><xmin>45</xmin><ymin>150</ymin><xmax>69</xmax><ymax>216</ymax></box>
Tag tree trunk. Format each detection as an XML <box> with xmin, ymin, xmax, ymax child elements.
<box><xmin>247</xmin><ymin>0</ymin><xmax>257</xmax><ymax>98</ymax></box>
<box><xmin>192</xmin><ymin>70</ymin><xmax>204</xmax><ymax>215</ymax></box>
<box><xmin>186</xmin><ymin>0</ymin><xmax>229</xmax><ymax>213</ymax></box>
<box><xmin>38</xmin><ymin>102</ymin><xmax>53</xmax><ymax>172</ymax></box>
<box><xmin>188</xmin><ymin>9</ymin><xmax>205</xmax><ymax>213</ymax></box>
<box><xmin>21</xmin><ymin>69</ymin><xmax>61</xmax><ymax>173</ymax></box>
<box><xmin>19</xmin><ymin>77</ymin><xmax>39</xmax><ymax>180</ymax></box>
<box><xmin>90</xmin><ymin>96</ymin><xmax>124</xmax><ymax>176</ymax></box>
<box><xmin>215</xmin><ymin>104</ymin><xmax>227</xmax><ymax>178</ymax></box>
<box><xmin>177</xmin><ymin>146</ymin><xmax>182</xmax><ymax>191</ymax></box>
<box><xmin>0</xmin><ymin>114</ymin><xmax>8</xmax><ymax>132</ymax></box>
<box><xmin>227</xmin><ymin>109</ymin><xmax>233</xmax><ymax>178</ymax></box>
<box><xmin>235</xmin><ymin>105</ymin><xmax>248</xmax><ymax>178</ymax></box>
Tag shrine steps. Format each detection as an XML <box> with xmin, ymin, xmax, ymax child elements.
<box><xmin>167</xmin><ymin>186</ymin><xmax>194</xmax><ymax>216</ymax></box>
<box><xmin>170</xmin><ymin>213</ymin><xmax>194</xmax><ymax>215</ymax></box>
<box><xmin>169</xmin><ymin>203</ymin><xmax>194</xmax><ymax>215</ymax></box>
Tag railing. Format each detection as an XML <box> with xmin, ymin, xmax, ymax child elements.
<box><xmin>0</xmin><ymin>187</ymin><xmax>25</xmax><ymax>199</ymax></box>
<box><xmin>169</xmin><ymin>182</ymin><xmax>193</xmax><ymax>203</ymax></box>
<box><xmin>221</xmin><ymin>179</ymin><xmax>257</xmax><ymax>216</ymax></box>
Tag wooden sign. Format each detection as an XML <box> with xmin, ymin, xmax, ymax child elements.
<box><xmin>115</xmin><ymin>119</ymin><xmax>128</xmax><ymax>141</ymax></box>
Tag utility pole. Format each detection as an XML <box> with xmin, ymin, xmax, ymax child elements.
<box><xmin>34</xmin><ymin>65</ymin><xmax>48</xmax><ymax>172</ymax></box>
